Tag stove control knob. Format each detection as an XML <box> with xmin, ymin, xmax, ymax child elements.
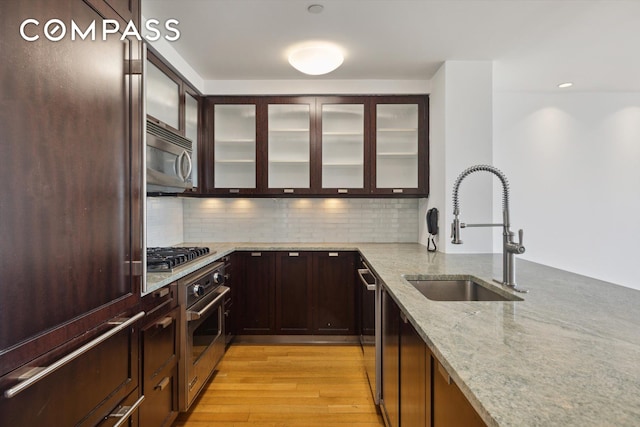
<box><xmin>192</xmin><ymin>285</ymin><xmax>204</xmax><ymax>297</ymax></box>
<box><xmin>213</xmin><ymin>272</ymin><xmax>225</xmax><ymax>285</ymax></box>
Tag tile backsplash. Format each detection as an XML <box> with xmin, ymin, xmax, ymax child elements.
<box><xmin>147</xmin><ymin>197</ymin><xmax>420</xmax><ymax>244</ymax></box>
<box><xmin>146</xmin><ymin>197</ymin><xmax>184</xmax><ymax>247</ymax></box>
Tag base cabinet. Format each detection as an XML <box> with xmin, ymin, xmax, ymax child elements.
<box><xmin>275</xmin><ymin>252</ymin><xmax>313</xmax><ymax>334</ymax></box>
<box><xmin>236</xmin><ymin>251</ymin><xmax>357</xmax><ymax>337</ymax></box>
<box><xmin>236</xmin><ymin>252</ymin><xmax>277</xmax><ymax>334</ymax></box>
<box><xmin>381</xmin><ymin>287</ymin><xmax>400</xmax><ymax>427</ymax></box>
<box><xmin>0</xmin><ymin>313</ymin><xmax>141</xmax><ymax>427</ymax></box>
<box><xmin>140</xmin><ymin>286</ymin><xmax>179</xmax><ymax>427</ymax></box>
<box><xmin>381</xmin><ymin>285</ymin><xmax>485</xmax><ymax>427</ymax></box>
<box><xmin>433</xmin><ymin>360</ymin><xmax>485</xmax><ymax>427</ymax></box>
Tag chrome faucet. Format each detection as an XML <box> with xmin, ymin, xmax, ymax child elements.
<box><xmin>451</xmin><ymin>165</ymin><xmax>528</xmax><ymax>293</ymax></box>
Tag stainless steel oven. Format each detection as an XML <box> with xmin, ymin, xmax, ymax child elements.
<box><xmin>358</xmin><ymin>258</ymin><xmax>381</xmax><ymax>404</ymax></box>
<box><xmin>178</xmin><ymin>261</ymin><xmax>229</xmax><ymax>411</ymax></box>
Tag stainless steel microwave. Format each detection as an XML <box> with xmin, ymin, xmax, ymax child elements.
<box><xmin>146</xmin><ymin>119</ymin><xmax>193</xmax><ymax>193</ymax></box>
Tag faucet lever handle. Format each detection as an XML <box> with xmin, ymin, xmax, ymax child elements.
<box><xmin>518</xmin><ymin>229</ymin><xmax>524</xmax><ymax>245</ymax></box>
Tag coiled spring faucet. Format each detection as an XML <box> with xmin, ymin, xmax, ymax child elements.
<box><xmin>451</xmin><ymin>165</ymin><xmax>528</xmax><ymax>293</ymax></box>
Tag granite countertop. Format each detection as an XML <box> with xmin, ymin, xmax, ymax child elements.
<box><xmin>146</xmin><ymin>242</ymin><xmax>640</xmax><ymax>426</ymax></box>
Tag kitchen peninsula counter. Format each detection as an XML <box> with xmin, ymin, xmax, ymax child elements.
<box><xmin>146</xmin><ymin>243</ymin><xmax>640</xmax><ymax>426</ymax></box>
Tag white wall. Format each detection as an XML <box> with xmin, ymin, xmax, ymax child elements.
<box><xmin>422</xmin><ymin>61</ymin><xmax>494</xmax><ymax>253</ymax></box>
<box><xmin>493</xmin><ymin>92</ymin><xmax>640</xmax><ymax>290</ymax></box>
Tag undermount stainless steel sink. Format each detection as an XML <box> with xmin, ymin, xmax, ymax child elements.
<box><xmin>404</xmin><ymin>277</ymin><xmax>523</xmax><ymax>302</ymax></box>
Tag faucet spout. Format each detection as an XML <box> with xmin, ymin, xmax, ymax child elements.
<box><xmin>450</xmin><ymin>165</ymin><xmax>528</xmax><ymax>293</ymax></box>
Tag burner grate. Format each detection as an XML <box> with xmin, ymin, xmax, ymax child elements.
<box><xmin>147</xmin><ymin>247</ymin><xmax>211</xmax><ymax>272</ymax></box>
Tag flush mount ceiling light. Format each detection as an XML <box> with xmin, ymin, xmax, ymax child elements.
<box><xmin>558</xmin><ymin>82</ymin><xmax>573</xmax><ymax>88</ymax></box>
<box><xmin>287</xmin><ymin>42</ymin><xmax>344</xmax><ymax>75</ymax></box>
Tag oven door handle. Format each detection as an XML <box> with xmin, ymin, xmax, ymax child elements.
<box><xmin>186</xmin><ymin>286</ymin><xmax>230</xmax><ymax>321</ymax></box>
<box><xmin>358</xmin><ymin>268</ymin><xmax>377</xmax><ymax>291</ymax></box>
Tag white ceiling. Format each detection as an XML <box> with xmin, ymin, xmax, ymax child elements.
<box><xmin>142</xmin><ymin>0</ymin><xmax>640</xmax><ymax>92</ymax></box>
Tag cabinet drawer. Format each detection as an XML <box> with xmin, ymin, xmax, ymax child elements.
<box><xmin>94</xmin><ymin>389</ymin><xmax>143</xmax><ymax>427</ymax></box>
<box><xmin>0</xmin><ymin>313</ymin><xmax>140</xmax><ymax>427</ymax></box>
<box><xmin>140</xmin><ymin>364</ymin><xmax>178</xmax><ymax>427</ymax></box>
<box><xmin>142</xmin><ymin>307</ymin><xmax>179</xmax><ymax>380</ymax></box>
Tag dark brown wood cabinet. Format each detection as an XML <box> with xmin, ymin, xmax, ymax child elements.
<box><xmin>382</xmin><ymin>287</ymin><xmax>401</xmax><ymax>427</ymax></box>
<box><xmin>312</xmin><ymin>251</ymin><xmax>357</xmax><ymax>334</ymax></box>
<box><xmin>203</xmin><ymin>95</ymin><xmax>428</xmax><ymax>197</ymax></box>
<box><xmin>235</xmin><ymin>251</ymin><xmax>358</xmax><ymax>337</ymax></box>
<box><xmin>401</xmin><ymin>312</ymin><xmax>429</xmax><ymax>427</ymax></box>
<box><xmin>0</xmin><ymin>0</ymin><xmax>143</xmax><ymax>423</ymax></box>
<box><xmin>275</xmin><ymin>251</ymin><xmax>314</xmax><ymax>334</ymax></box>
<box><xmin>433</xmin><ymin>360</ymin><xmax>485</xmax><ymax>427</ymax></box>
<box><xmin>381</xmin><ymin>286</ymin><xmax>485</xmax><ymax>427</ymax></box>
<box><xmin>140</xmin><ymin>286</ymin><xmax>179</xmax><ymax>427</ymax></box>
<box><xmin>236</xmin><ymin>252</ymin><xmax>277</xmax><ymax>334</ymax></box>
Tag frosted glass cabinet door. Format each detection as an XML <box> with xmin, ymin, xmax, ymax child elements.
<box><xmin>214</xmin><ymin>104</ymin><xmax>257</xmax><ymax>189</ymax></box>
<box><xmin>146</xmin><ymin>60</ymin><xmax>180</xmax><ymax>130</ymax></box>
<box><xmin>267</xmin><ymin>104</ymin><xmax>311</xmax><ymax>190</ymax></box>
<box><xmin>321</xmin><ymin>104</ymin><xmax>365</xmax><ymax>190</ymax></box>
<box><xmin>376</xmin><ymin>104</ymin><xmax>419</xmax><ymax>189</ymax></box>
<box><xmin>185</xmin><ymin>92</ymin><xmax>198</xmax><ymax>187</ymax></box>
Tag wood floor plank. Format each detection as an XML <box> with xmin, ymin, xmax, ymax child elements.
<box><xmin>173</xmin><ymin>344</ymin><xmax>384</xmax><ymax>427</ymax></box>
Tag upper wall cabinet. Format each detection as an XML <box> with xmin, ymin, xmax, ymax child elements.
<box><xmin>203</xmin><ymin>95</ymin><xmax>428</xmax><ymax>197</ymax></box>
<box><xmin>317</xmin><ymin>97</ymin><xmax>371</xmax><ymax>195</ymax></box>
<box><xmin>266</xmin><ymin>97</ymin><xmax>315</xmax><ymax>195</ymax></box>
<box><xmin>373</xmin><ymin>96</ymin><xmax>429</xmax><ymax>196</ymax></box>
<box><xmin>145</xmin><ymin>50</ymin><xmax>202</xmax><ymax>191</ymax></box>
<box><xmin>146</xmin><ymin>59</ymin><xmax>180</xmax><ymax>131</ymax></box>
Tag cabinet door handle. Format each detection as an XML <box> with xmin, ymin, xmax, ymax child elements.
<box><xmin>108</xmin><ymin>395</ymin><xmax>145</xmax><ymax>427</ymax></box>
<box><xmin>251</xmin><ymin>252</ymin><xmax>262</xmax><ymax>257</ymax></box>
<box><xmin>155</xmin><ymin>376</ymin><xmax>170</xmax><ymax>391</ymax></box>
<box><xmin>329</xmin><ymin>252</ymin><xmax>339</xmax><ymax>257</ymax></box>
<box><xmin>337</xmin><ymin>189</ymin><xmax>348</xmax><ymax>194</ymax></box>
<box><xmin>283</xmin><ymin>189</ymin><xmax>294</xmax><ymax>193</ymax></box>
<box><xmin>437</xmin><ymin>361</ymin><xmax>452</xmax><ymax>385</ymax></box>
<box><xmin>229</xmin><ymin>189</ymin><xmax>240</xmax><ymax>193</ymax></box>
<box><xmin>289</xmin><ymin>252</ymin><xmax>299</xmax><ymax>257</ymax></box>
<box><xmin>155</xmin><ymin>316</ymin><xmax>173</xmax><ymax>329</ymax></box>
<box><xmin>3</xmin><ymin>311</ymin><xmax>145</xmax><ymax>399</ymax></box>
<box><xmin>392</xmin><ymin>189</ymin><xmax>404</xmax><ymax>193</ymax></box>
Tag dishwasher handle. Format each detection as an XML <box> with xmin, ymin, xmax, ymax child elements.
<box><xmin>358</xmin><ymin>268</ymin><xmax>377</xmax><ymax>291</ymax></box>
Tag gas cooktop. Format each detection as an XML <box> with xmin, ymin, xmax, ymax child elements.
<box><xmin>146</xmin><ymin>246</ymin><xmax>214</xmax><ymax>272</ymax></box>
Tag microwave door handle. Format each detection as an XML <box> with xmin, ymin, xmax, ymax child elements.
<box><xmin>183</xmin><ymin>151</ymin><xmax>193</xmax><ymax>182</ymax></box>
<box><xmin>175</xmin><ymin>151</ymin><xmax>185</xmax><ymax>181</ymax></box>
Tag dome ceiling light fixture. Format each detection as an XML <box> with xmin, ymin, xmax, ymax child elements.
<box><xmin>287</xmin><ymin>42</ymin><xmax>344</xmax><ymax>76</ymax></box>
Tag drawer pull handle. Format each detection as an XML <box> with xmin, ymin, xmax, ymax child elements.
<box><xmin>153</xmin><ymin>288</ymin><xmax>169</xmax><ymax>298</ymax></box>
<box><xmin>3</xmin><ymin>311</ymin><xmax>145</xmax><ymax>399</ymax></box>
<box><xmin>155</xmin><ymin>376</ymin><xmax>170</xmax><ymax>391</ymax></box>
<box><xmin>156</xmin><ymin>316</ymin><xmax>173</xmax><ymax>329</ymax></box>
<box><xmin>108</xmin><ymin>395</ymin><xmax>145</xmax><ymax>427</ymax></box>
<box><xmin>251</xmin><ymin>252</ymin><xmax>262</xmax><ymax>257</ymax></box>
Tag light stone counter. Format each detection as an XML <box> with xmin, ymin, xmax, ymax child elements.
<box><xmin>146</xmin><ymin>242</ymin><xmax>640</xmax><ymax>426</ymax></box>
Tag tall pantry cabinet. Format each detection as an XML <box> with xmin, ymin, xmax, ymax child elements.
<box><xmin>0</xmin><ymin>0</ymin><xmax>144</xmax><ymax>425</ymax></box>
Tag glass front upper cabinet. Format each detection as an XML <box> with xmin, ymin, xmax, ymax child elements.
<box><xmin>320</xmin><ymin>103</ymin><xmax>365</xmax><ymax>193</ymax></box>
<box><xmin>213</xmin><ymin>104</ymin><xmax>257</xmax><ymax>190</ymax></box>
<box><xmin>146</xmin><ymin>60</ymin><xmax>180</xmax><ymax>131</ymax></box>
<box><xmin>267</xmin><ymin>103</ymin><xmax>312</xmax><ymax>192</ymax></box>
<box><xmin>375</xmin><ymin>103</ymin><xmax>420</xmax><ymax>192</ymax></box>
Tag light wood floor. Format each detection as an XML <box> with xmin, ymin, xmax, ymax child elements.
<box><xmin>173</xmin><ymin>344</ymin><xmax>385</xmax><ymax>427</ymax></box>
